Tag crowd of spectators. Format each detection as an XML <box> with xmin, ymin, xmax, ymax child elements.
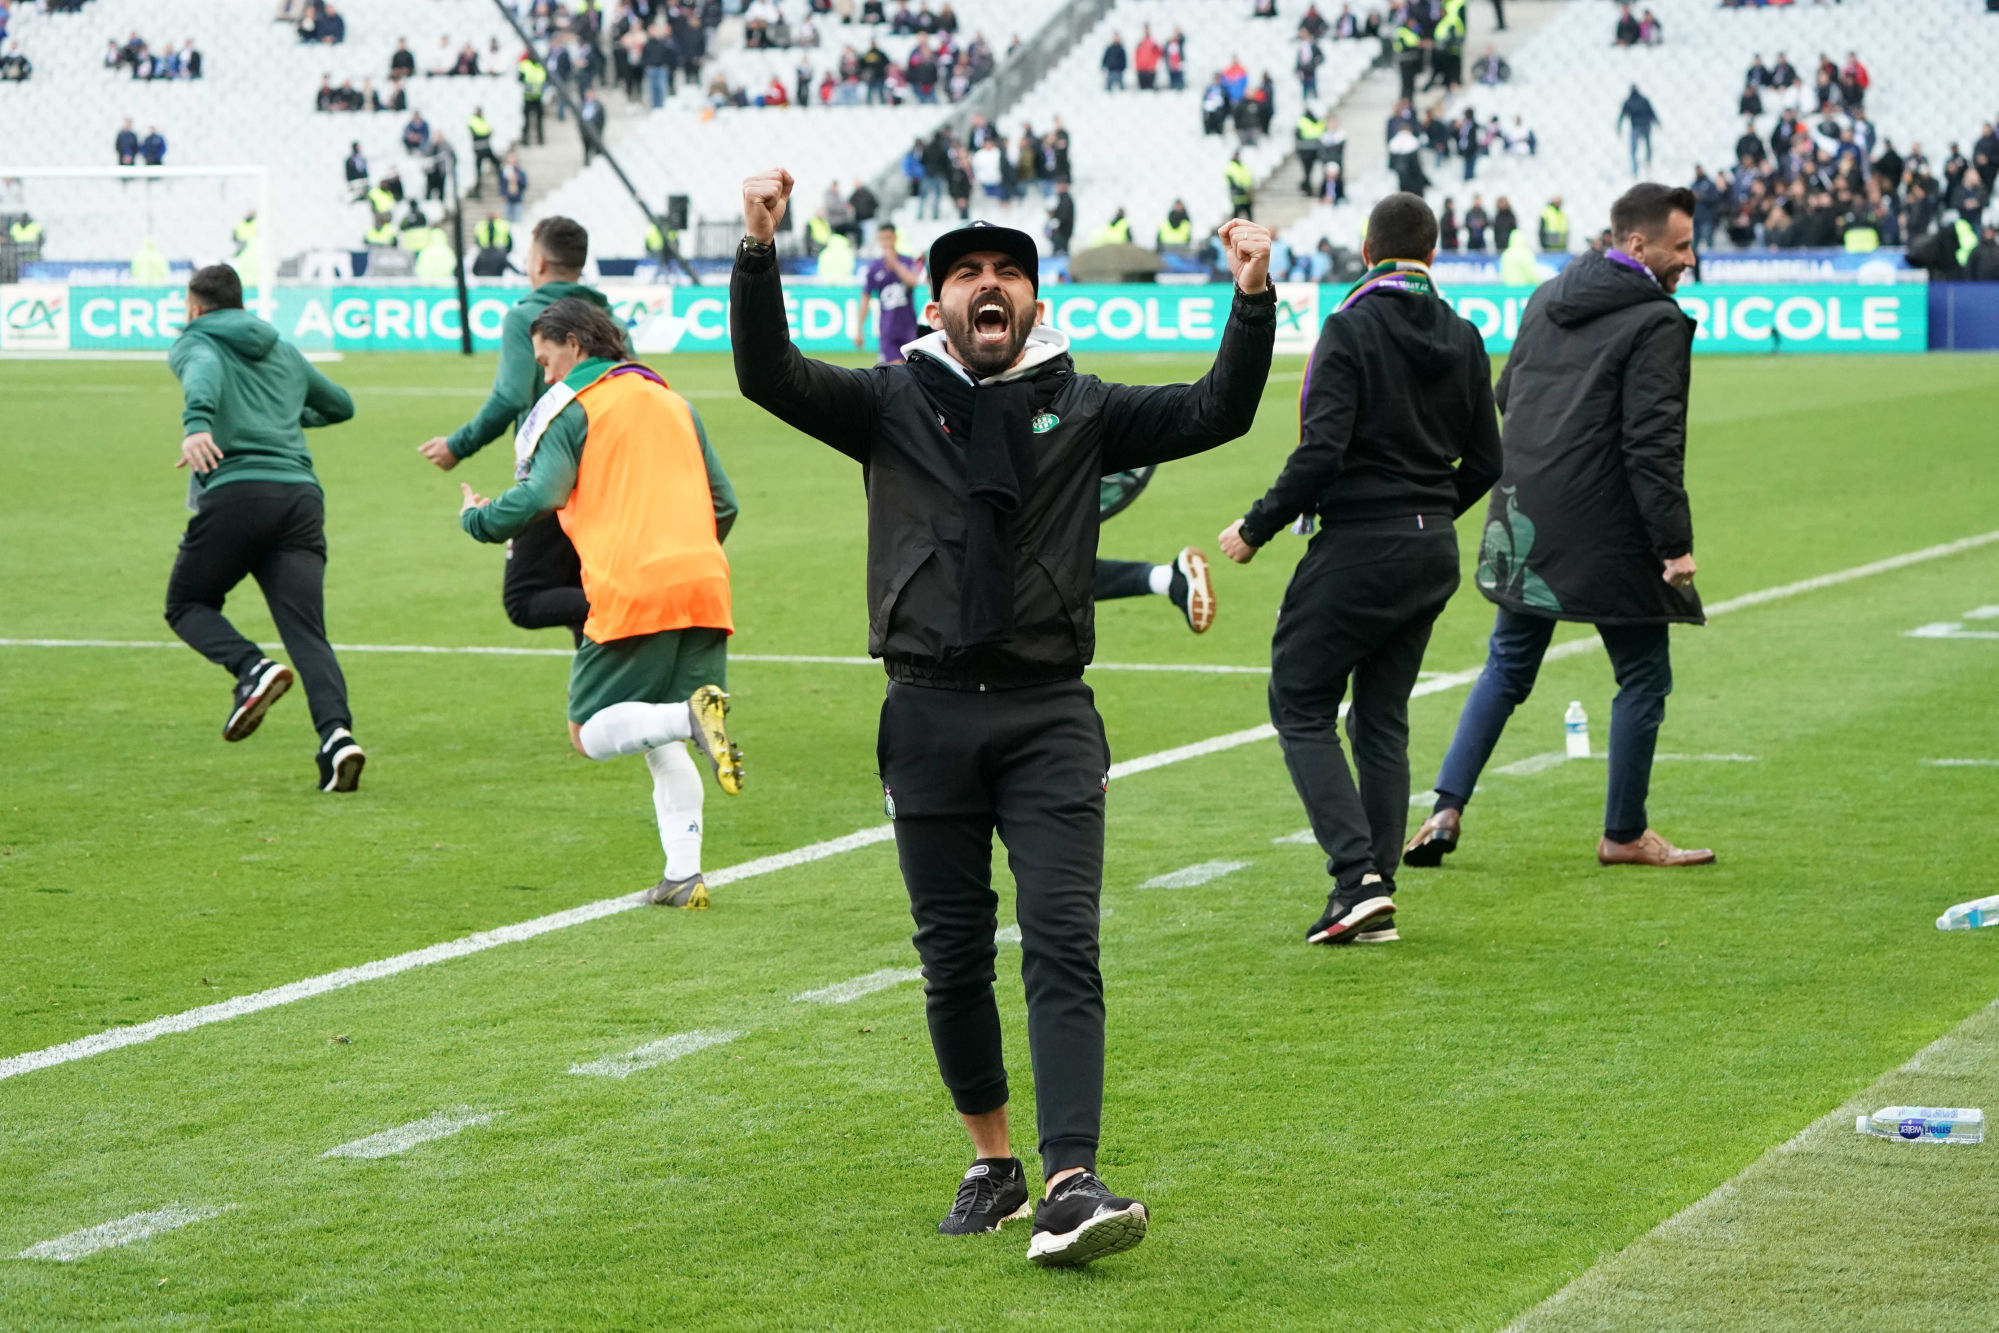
<box><xmin>686</xmin><ymin>25</ymin><xmax>1010</xmax><ymax>110</ymax></box>
<box><xmin>1611</xmin><ymin>4</ymin><xmax>1663</xmax><ymax>48</ymax></box>
<box><xmin>1681</xmin><ymin>45</ymin><xmax>1993</xmax><ymax>253</ymax></box>
<box><xmin>101</xmin><ymin>32</ymin><xmax>203</xmax><ymax>79</ymax></box>
<box><xmin>886</xmin><ymin>116</ymin><xmax>1074</xmax><ymax>240</ymax></box>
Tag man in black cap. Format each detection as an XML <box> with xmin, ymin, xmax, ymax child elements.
<box><xmin>732</xmin><ymin>167</ymin><xmax>1274</xmax><ymax>1267</ymax></box>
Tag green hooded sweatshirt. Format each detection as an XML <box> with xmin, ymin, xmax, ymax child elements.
<box><xmin>446</xmin><ymin>281</ymin><xmax>629</xmax><ymax>459</ymax></box>
<box><xmin>168</xmin><ymin>307</ymin><xmax>355</xmax><ymax>491</ymax></box>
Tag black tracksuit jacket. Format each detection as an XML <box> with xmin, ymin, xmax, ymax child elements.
<box><xmin>1240</xmin><ymin>286</ymin><xmax>1502</xmax><ymax>544</ymax></box>
<box><xmin>731</xmin><ymin>243</ymin><xmax>1276</xmax><ymax>687</ymax></box>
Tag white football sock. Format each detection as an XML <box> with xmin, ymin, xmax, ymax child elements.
<box><xmin>646</xmin><ymin>742</ymin><xmax>704</xmax><ymax>880</ymax></box>
<box><xmin>1147</xmin><ymin>563</ymin><xmax>1174</xmax><ymax>597</ymax></box>
<box><xmin>578</xmin><ymin>700</ymin><xmax>693</xmax><ymax>760</ymax></box>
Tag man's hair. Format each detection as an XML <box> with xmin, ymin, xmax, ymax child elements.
<box><xmin>1610</xmin><ymin>183</ymin><xmax>1698</xmax><ymax>240</ymax></box>
<box><xmin>187</xmin><ymin>264</ymin><xmax>244</xmax><ymax>311</ymax></box>
<box><xmin>529</xmin><ymin>296</ymin><xmax>627</xmax><ymax>360</ymax></box>
<box><xmin>531</xmin><ymin>215</ymin><xmax>589</xmax><ymax>273</ymax></box>
<box><xmin>1364</xmin><ymin>192</ymin><xmax>1439</xmax><ymax>263</ymax></box>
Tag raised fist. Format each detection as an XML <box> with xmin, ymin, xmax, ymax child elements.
<box><xmin>742</xmin><ymin>167</ymin><xmax>795</xmax><ymax>245</ymax></box>
<box><xmin>1217</xmin><ymin>218</ymin><xmax>1273</xmax><ymax>294</ymax></box>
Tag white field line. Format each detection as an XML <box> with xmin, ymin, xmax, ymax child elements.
<box><xmin>320</xmin><ymin>1108</ymin><xmax>498</xmax><ymax>1160</ymax></box>
<box><xmin>3</xmin><ymin>530</ymin><xmax>1993</xmax><ymax>1086</ymax></box>
<box><xmin>1493</xmin><ymin>750</ymin><xmax>1569</xmax><ymax>777</ymax></box>
<box><xmin>791</xmin><ymin>968</ymin><xmax>924</xmax><ymax>1005</ymax></box>
<box><xmin>1138</xmin><ymin>860</ymin><xmax>1252</xmax><ymax>890</ymax></box>
<box><xmin>0</xmin><ymin>639</ymin><xmax>1274</xmax><ymax>675</ymax></box>
<box><xmin>1968</xmin><ymin>606</ymin><xmax>1999</xmax><ymax>620</ymax></box>
<box><xmin>568</xmin><ymin>1029</ymin><xmax>741</xmax><ymax>1079</ymax></box>
<box><xmin>1273</xmin><ymin>829</ymin><xmax>1318</xmax><ymax>845</ymax></box>
<box><xmin>1925</xmin><ymin>758</ymin><xmax>1999</xmax><ymax>767</ymax></box>
<box><xmin>1905</xmin><ymin>623</ymin><xmax>1999</xmax><ymax>640</ymax></box>
<box><xmin>1501</xmin><ymin>993</ymin><xmax>1999</xmax><ymax>1332</ymax></box>
<box><xmin>14</xmin><ymin>1204</ymin><xmax>235</xmax><ymax>1261</ymax></box>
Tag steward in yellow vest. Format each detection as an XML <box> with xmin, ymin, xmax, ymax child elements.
<box><xmin>233</xmin><ymin>213</ymin><xmax>258</xmax><ymax>254</ymax></box>
<box><xmin>363</xmin><ymin>220</ymin><xmax>399</xmax><ymax>248</ymax></box>
<box><xmin>1156</xmin><ymin>216</ymin><xmax>1191</xmax><ymax>248</ymax></box>
<box><xmin>476</xmin><ymin>217</ymin><xmax>512</xmax><ymax>250</ymax></box>
<box><xmin>1538</xmin><ymin>200</ymin><xmax>1570</xmax><ymax>251</ymax></box>
<box><xmin>458</xmin><ymin>295</ymin><xmax>743</xmax><ymax>903</ymax></box>
<box><xmin>8</xmin><ymin>217</ymin><xmax>42</xmax><ymax>248</ymax></box>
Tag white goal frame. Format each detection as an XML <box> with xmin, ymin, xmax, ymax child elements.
<box><xmin>0</xmin><ymin>164</ymin><xmax>274</xmax><ymax>298</ymax></box>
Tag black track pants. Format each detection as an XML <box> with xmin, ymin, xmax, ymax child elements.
<box><xmin>879</xmin><ymin>677</ymin><xmax>1110</xmax><ymax>1179</ymax></box>
<box><xmin>1092</xmin><ymin>558</ymin><xmax>1155</xmax><ymax>601</ymax></box>
<box><xmin>164</xmin><ymin>480</ymin><xmax>351</xmax><ymax>739</ymax></box>
<box><xmin>1267</xmin><ymin>518</ymin><xmax>1460</xmax><ymax>893</ymax></box>
<box><xmin>502</xmin><ymin>510</ymin><xmax>589</xmax><ymax>635</ymax></box>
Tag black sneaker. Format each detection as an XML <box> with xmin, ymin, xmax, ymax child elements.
<box><xmin>316</xmin><ymin>728</ymin><xmax>366</xmax><ymax>793</ymax></box>
<box><xmin>938</xmin><ymin>1157</ymin><xmax>1031</xmax><ymax>1236</ymax></box>
<box><xmin>1025</xmin><ymin>1171</ymin><xmax>1148</xmax><ymax>1266</ymax></box>
<box><xmin>223</xmin><ymin>658</ymin><xmax>293</xmax><ymax>742</ymax></box>
<box><xmin>1306</xmin><ymin>890</ymin><xmax>1396</xmax><ymax>945</ymax></box>
<box><xmin>1166</xmin><ymin>546</ymin><xmax>1215</xmax><ymax>634</ymax></box>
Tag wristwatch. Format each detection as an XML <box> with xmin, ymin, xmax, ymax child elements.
<box><xmin>739</xmin><ymin>235</ymin><xmax>774</xmax><ymax>255</ymax></box>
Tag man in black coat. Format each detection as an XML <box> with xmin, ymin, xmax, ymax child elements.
<box><xmin>1407</xmin><ymin>183</ymin><xmax>1715</xmax><ymax>871</ymax></box>
<box><xmin>731</xmin><ymin>167</ymin><xmax>1275</xmax><ymax>1267</ymax></box>
<box><xmin>1219</xmin><ymin>193</ymin><xmax>1501</xmax><ymax>947</ymax></box>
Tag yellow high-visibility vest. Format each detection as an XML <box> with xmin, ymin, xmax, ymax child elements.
<box><xmin>1393</xmin><ymin>24</ymin><xmax>1422</xmax><ymax>52</ymax></box>
<box><xmin>1956</xmin><ymin>218</ymin><xmax>1978</xmax><ymax>268</ymax></box>
<box><xmin>467</xmin><ymin>114</ymin><xmax>493</xmax><ymax>143</ymax></box>
<box><xmin>476</xmin><ymin>218</ymin><xmax>511</xmax><ymax>249</ymax></box>
<box><xmin>9</xmin><ymin>219</ymin><xmax>42</xmax><ymax>244</ymax></box>
<box><xmin>1538</xmin><ymin>204</ymin><xmax>1569</xmax><ymax>248</ymax></box>
<box><xmin>807</xmin><ymin>216</ymin><xmax>833</xmax><ymax>245</ymax></box>
<box><xmin>1224</xmin><ymin>160</ymin><xmax>1253</xmax><ymax>199</ymax></box>
<box><xmin>1842</xmin><ymin>225</ymin><xmax>1879</xmax><ymax>253</ymax></box>
<box><xmin>364</xmin><ymin>223</ymin><xmax>399</xmax><ymax>247</ymax></box>
<box><xmin>1156</xmin><ymin>218</ymin><xmax>1191</xmax><ymax>246</ymax></box>
<box><xmin>367</xmin><ymin>186</ymin><xmax>394</xmax><ymax>215</ymax></box>
<box><xmin>1295</xmin><ymin>114</ymin><xmax>1325</xmax><ymax>142</ymax></box>
<box><xmin>520</xmin><ymin>60</ymin><xmax>547</xmax><ymax>100</ymax></box>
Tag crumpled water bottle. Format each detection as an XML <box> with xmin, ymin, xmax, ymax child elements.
<box><xmin>1856</xmin><ymin>1107</ymin><xmax>1984</xmax><ymax>1143</ymax></box>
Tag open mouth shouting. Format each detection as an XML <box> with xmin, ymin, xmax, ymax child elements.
<box><xmin>971</xmin><ymin>293</ymin><xmax>1013</xmax><ymax>346</ymax></box>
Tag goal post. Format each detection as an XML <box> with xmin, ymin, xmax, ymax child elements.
<box><xmin>0</xmin><ymin>165</ymin><xmax>272</xmax><ymax>350</ymax></box>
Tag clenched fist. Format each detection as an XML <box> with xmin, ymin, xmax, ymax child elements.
<box><xmin>742</xmin><ymin>167</ymin><xmax>795</xmax><ymax>245</ymax></box>
<box><xmin>1217</xmin><ymin>218</ymin><xmax>1273</xmax><ymax>294</ymax></box>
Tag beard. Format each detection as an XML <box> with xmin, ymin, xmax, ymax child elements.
<box><xmin>940</xmin><ymin>288</ymin><xmax>1037</xmax><ymax>379</ymax></box>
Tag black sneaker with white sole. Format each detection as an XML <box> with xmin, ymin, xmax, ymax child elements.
<box><xmin>1025</xmin><ymin>1171</ymin><xmax>1148</xmax><ymax>1266</ymax></box>
<box><xmin>1306</xmin><ymin>892</ymin><xmax>1396</xmax><ymax>945</ymax></box>
<box><xmin>938</xmin><ymin>1157</ymin><xmax>1031</xmax><ymax>1236</ymax></box>
<box><xmin>315</xmin><ymin>728</ymin><xmax>366</xmax><ymax>793</ymax></box>
<box><xmin>1167</xmin><ymin>546</ymin><xmax>1215</xmax><ymax>634</ymax></box>
<box><xmin>223</xmin><ymin>658</ymin><xmax>293</xmax><ymax>742</ymax></box>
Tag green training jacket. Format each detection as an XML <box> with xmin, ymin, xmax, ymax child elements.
<box><xmin>168</xmin><ymin>307</ymin><xmax>355</xmax><ymax>491</ymax></box>
<box><xmin>446</xmin><ymin>281</ymin><xmax>629</xmax><ymax>459</ymax></box>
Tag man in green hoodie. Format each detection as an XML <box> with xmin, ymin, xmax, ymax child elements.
<box><xmin>415</xmin><ymin>215</ymin><xmax>628</xmax><ymax>640</ymax></box>
<box><xmin>165</xmin><ymin>264</ymin><xmax>366</xmax><ymax>792</ymax></box>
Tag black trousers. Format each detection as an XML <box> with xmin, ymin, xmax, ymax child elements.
<box><xmin>521</xmin><ymin>98</ymin><xmax>545</xmax><ymax>144</ymax></box>
<box><xmin>1268</xmin><ymin>518</ymin><xmax>1460</xmax><ymax>893</ymax></box>
<box><xmin>503</xmin><ymin>510</ymin><xmax>589</xmax><ymax>636</ymax></box>
<box><xmin>1092</xmin><ymin>558</ymin><xmax>1154</xmax><ymax>601</ymax></box>
<box><xmin>164</xmin><ymin>481</ymin><xmax>351</xmax><ymax>739</ymax></box>
<box><xmin>879</xmin><ymin>677</ymin><xmax>1110</xmax><ymax>1179</ymax></box>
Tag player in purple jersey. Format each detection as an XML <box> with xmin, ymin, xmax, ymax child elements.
<box><xmin>854</xmin><ymin>221</ymin><xmax>926</xmax><ymax>364</ymax></box>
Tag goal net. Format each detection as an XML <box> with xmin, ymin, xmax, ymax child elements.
<box><xmin>1</xmin><ymin>166</ymin><xmax>270</xmax><ymax>353</ymax></box>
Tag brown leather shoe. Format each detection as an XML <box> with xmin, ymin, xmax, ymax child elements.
<box><xmin>1402</xmin><ymin>807</ymin><xmax>1461</xmax><ymax>868</ymax></box>
<box><xmin>1596</xmin><ymin>829</ymin><xmax>1716</xmax><ymax>867</ymax></box>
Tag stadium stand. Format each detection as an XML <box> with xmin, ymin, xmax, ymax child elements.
<box><xmin>1282</xmin><ymin>0</ymin><xmax>1999</xmax><ymax>262</ymax></box>
<box><xmin>885</xmin><ymin>0</ymin><xmax>1375</xmax><ymax>253</ymax></box>
<box><xmin>0</xmin><ymin>0</ymin><xmax>523</xmax><ymax>265</ymax></box>
<box><xmin>526</xmin><ymin>0</ymin><xmax>1071</xmax><ymax>264</ymax></box>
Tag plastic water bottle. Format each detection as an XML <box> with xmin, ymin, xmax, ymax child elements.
<box><xmin>1937</xmin><ymin>896</ymin><xmax>1999</xmax><ymax>931</ymax></box>
<box><xmin>1855</xmin><ymin>1107</ymin><xmax>1984</xmax><ymax>1143</ymax></box>
<box><xmin>1563</xmin><ymin>701</ymin><xmax>1591</xmax><ymax>759</ymax></box>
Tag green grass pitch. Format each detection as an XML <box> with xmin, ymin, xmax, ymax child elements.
<box><xmin>3</xmin><ymin>347</ymin><xmax>1998</xmax><ymax>1330</ymax></box>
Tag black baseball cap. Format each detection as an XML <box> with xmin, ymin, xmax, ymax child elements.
<box><xmin>927</xmin><ymin>221</ymin><xmax>1040</xmax><ymax>299</ymax></box>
